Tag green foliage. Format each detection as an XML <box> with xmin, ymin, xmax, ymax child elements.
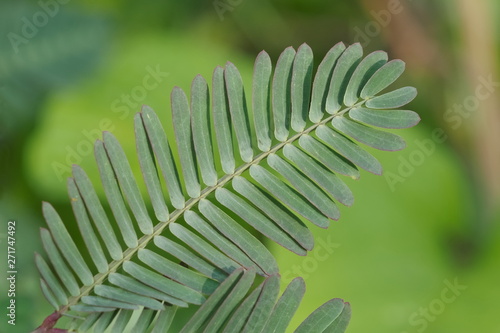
<box><xmin>33</xmin><ymin>42</ymin><xmax>418</xmax><ymax>332</ymax></box>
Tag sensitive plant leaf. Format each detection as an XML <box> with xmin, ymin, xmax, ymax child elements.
<box><xmin>34</xmin><ymin>42</ymin><xmax>419</xmax><ymax>332</ymax></box>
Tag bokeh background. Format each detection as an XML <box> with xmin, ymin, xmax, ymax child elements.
<box><xmin>1</xmin><ymin>0</ymin><xmax>500</xmax><ymax>332</ymax></box>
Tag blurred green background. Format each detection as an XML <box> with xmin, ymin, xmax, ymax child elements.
<box><xmin>1</xmin><ymin>0</ymin><xmax>500</xmax><ymax>332</ymax></box>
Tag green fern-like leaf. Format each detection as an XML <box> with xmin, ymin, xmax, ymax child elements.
<box><xmin>33</xmin><ymin>42</ymin><xmax>419</xmax><ymax>333</ymax></box>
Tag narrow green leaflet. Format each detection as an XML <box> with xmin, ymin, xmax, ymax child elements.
<box><xmin>212</xmin><ymin>66</ymin><xmax>235</xmax><ymax>174</ymax></box>
<box><xmin>151</xmin><ymin>306</ymin><xmax>177</xmax><ymax>333</ymax></box>
<box><xmin>365</xmin><ymin>86</ymin><xmax>417</xmax><ymax>109</ymax></box>
<box><xmin>93</xmin><ymin>312</ymin><xmax>115</xmax><ymax>333</ymax></box>
<box><xmin>309</xmin><ymin>42</ymin><xmax>346</xmax><ymax>122</ymax></box>
<box><xmin>138</xmin><ymin>248</ymin><xmax>219</xmax><ymax>295</ymax></box>
<box><xmin>154</xmin><ymin>235</ymin><xmax>228</xmax><ymax>283</ymax></box>
<box><xmin>324</xmin><ymin>302</ymin><xmax>352</xmax><ymax>333</ymax></box>
<box><xmin>267</xmin><ymin>154</ymin><xmax>340</xmax><ymax>221</ymax></box>
<box><xmin>262</xmin><ymin>277</ymin><xmax>306</xmax><ymax>333</ymax></box>
<box><xmin>242</xmin><ymin>274</ymin><xmax>280</xmax><ymax>332</ymax></box>
<box><xmin>232</xmin><ymin>176</ymin><xmax>314</xmax><ymax>251</ymax></box>
<box><xmin>361</xmin><ymin>59</ymin><xmax>405</xmax><ymax>99</ymax></box>
<box><xmin>40</xmin><ymin>279</ymin><xmax>59</xmax><ymax>310</ymax></box>
<box><xmin>171</xmin><ymin>86</ymin><xmax>201</xmax><ymax>198</ymax></box>
<box><xmin>169</xmin><ymin>223</ymin><xmax>240</xmax><ymax>274</ymax></box>
<box><xmin>199</xmin><ymin>199</ymin><xmax>279</xmax><ymax>275</ymax></box>
<box><xmin>191</xmin><ymin>75</ymin><xmax>218</xmax><ymax>186</ymax></box>
<box><xmin>78</xmin><ymin>313</ymin><xmax>100</xmax><ymax>332</ymax></box>
<box><xmin>326</xmin><ymin>43</ymin><xmax>363</xmax><ymax>113</ymax></box>
<box><xmin>291</xmin><ymin>43</ymin><xmax>313</xmax><ymax>132</ymax></box>
<box><xmin>252</xmin><ymin>51</ymin><xmax>272</xmax><ymax>151</ymax></box>
<box><xmin>72</xmin><ymin>305</ymin><xmax>115</xmax><ymax>313</ymax></box>
<box><xmin>95</xmin><ymin>140</ymin><xmax>138</xmax><ymax>248</ymax></box>
<box><xmin>179</xmin><ymin>268</ymin><xmax>245</xmax><ymax>333</ymax></box>
<box><xmin>222</xmin><ymin>282</ymin><xmax>264</xmax><ymax>333</ymax></box>
<box><xmin>184</xmin><ymin>210</ymin><xmax>261</xmax><ymax>275</ymax></box>
<box><xmin>283</xmin><ymin>144</ymin><xmax>354</xmax><ymax>206</ymax></box>
<box><xmin>81</xmin><ymin>296</ymin><xmax>139</xmax><ymax>310</ymax></box>
<box><xmin>315</xmin><ymin>125</ymin><xmax>383</xmax><ymax>175</ymax></box>
<box><xmin>141</xmin><ymin>106</ymin><xmax>185</xmax><ymax>209</ymax></box>
<box><xmin>131</xmin><ymin>308</ymin><xmax>154</xmax><ymax>333</ymax></box>
<box><xmin>294</xmin><ymin>298</ymin><xmax>345</xmax><ymax>333</ymax></box>
<box><xmin>331</xmin><ymin>116</ymin><xmax>406</xmax><ymax>151</ymax></box>
<box><xmin>349</xmin><ymin>107</ymin><xmax>420</xmax><ymax>129</ymax></box>
<box><xmin>249</xmin><ymin>164</ymin><xmax>331</xmax><ymax>228</ymax></box>
<box><xmin>298</xmin><ymin>134</ymin><xmax>360</xmax><ymax>179</ymax></box>
<box><xmin>203</xmin><ymin>269</ymin><xmax>256</xmax><ymax>333</ymax></box>
<box><xmin>71</xmin><ymin>165</ymin><xmax>122</xmax><ymax>260</ymax></box>
<box><xmin>42</xmin><ymin>202</ymin><xmax>93</xmax><ymax>286</ymax></box>
<box><xmin>134</xmin><ymin>113</ymin><xmax>170</xmax><ymax>221</ymax></box>
<box><xmin>273</xmin><ymin>46</ymin><xmax>296</xmax><ymax>141</ymax></box>
<box><xmin>123</xmin><ymin>261</ymin><xmax>205</xmax><ymax>305</ymax></box>
<box><xmin>215</xmin><ymin>188</ymin><xmax>307</xmax><ymax>256</ymax></box>
<box><xmin>103</xmin><ymin>130</ymin><xmax>155</xmax><ymax>231</ymax></box>
<box><xmin>93</xmin><ymin>284</ymin><xmax>165</xmax><ymax>311</ymax></box>
<box><xmin>109</xmin><ymin>309</ymin><xmax>133</xmax><ymax>332</ymax></box>
<box><xmin>344</xmin><ymin>50</ymin><xmax>388</xmax><ymax>106</ymax></box>
<box><xmin>35</xmin><ymin>253</ymin><xmax>68</xmax><ymax>306</ymax></box>
<box><xmin>108</xmin><ymin>272</ymin><xmax>188</xmax><ymax>307</ymax></box>
<box><xmin>39</xmin><ymin>228</ymin><xmax>80</xmax><ymax>297</ymax></box>
<box><xmin>67</xmin><ymin>177</ymin><xmax>109</xmax><ymax>273</ymax></box>
<box><xmin>225</xmin><ymin>62</ymin><xmax>253</xmax><ymax>162</ymax></box>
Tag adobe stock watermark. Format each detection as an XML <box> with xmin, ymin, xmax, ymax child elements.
<box><xmin>213</xmin><ymin>0</ymin><xmax>244</xmax><ymax>21</ymax></box>
<box><xmin>7</xmin><ymin>0</ymin><xmax>72</xmax><ymax>54</ymax></box>
<box><xmin>281</xmin><ymin>236</ymin><xmax>340</xmax><ymax>282</ymax></box>
<box><xmin>385</xmin><ymin>74</ymin><xmax>500</xmax><ymax>192</ymax></box>
<box><xmin>353</xmin><ymin>0</ymin><xmax>414</xmax><ymax>47</ymax></box>
<box><xmin>51</xmin><ymin>65</ymin><xmax>168</xmax><ymax>182</ymax></box>
<box><xmin>401</xmin><ymin>277</ymin><xmax>467</xmax><ymax>333</ymax></box>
